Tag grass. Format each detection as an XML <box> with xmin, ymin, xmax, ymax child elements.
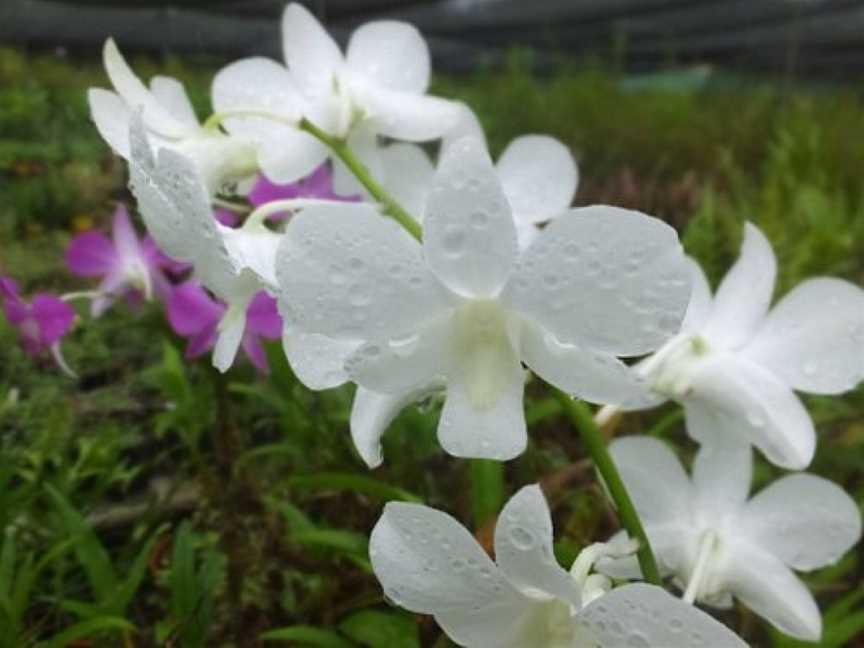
<box><xmin>0</xmin><ymin>46</ymin><xmax>862</xmax><ymax>646</ymax></box>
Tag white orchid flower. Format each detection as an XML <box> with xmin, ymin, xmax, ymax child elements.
<box><xmin>603</xmin><ymin>222</ymin><xmax>864</xmax><ymax>470</ymax></box>
<box><xmin>211</xmin><ymin>3</ymin><xmax>461</xmax><ymax>192</ymax></box>
<box><xmin>371</xmin><ymin>484</ymin><xmax>748</xmax><ymax>648</ymax></box>
<box><xmin>276</xmin><ymin>136</ymin><xmax>690</xmax><ymax>465</ymax></box>
<box><xmin>598</xmin><ymin>436</ymin><xmax>862</xmax><ymax>641</ymax></box>
<box><xmin>380</xmin><ymin>132</ymin><xmax>579</xmax><ymax>249</ymax></box>
<box><xmin>127</xmin><ymin>113</ymin><xmax>284</xmax><ymax>371</ymax></box>
<box><xmin>88</xmin><ymin>39</ymin><xmax>257</xmax><ymax>193</ymax></box>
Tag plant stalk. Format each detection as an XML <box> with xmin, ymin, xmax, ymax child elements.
<box><xmin>551</xmin><ymin>388</ymin><xmax>662</xmax><ymax>585</ymax></box>
<box><xmin>300</xmin><ymin>119</ymin><xmax>423</xmax><ymax>241</ymax></box>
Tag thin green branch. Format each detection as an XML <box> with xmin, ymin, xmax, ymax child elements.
<box><xmin>551</xmin><ymin>388</ymin><xmax>662</xmax><ymax>585</ymax></box>
<box><xmin>299</xmin><ymin>119</ymin><xmax>423</xmax><ymax>241</ymax></box>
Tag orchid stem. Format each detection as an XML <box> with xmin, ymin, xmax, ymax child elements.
<box><xmin>551</xmin><ymin>388</ymin><xmax>662</xmax><ymax>585</ymax></box>
<box><xmin>470</xmin><ymin>459</ymin><xmax>504</xmax><ymax>528</ymax></box>
<box><xmin>299</xmin><ymin>118</ymin><xmax>423</xmax><ymax>241</ymax></box>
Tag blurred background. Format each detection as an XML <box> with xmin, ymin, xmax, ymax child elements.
<box><xmin>0</xmin><ymin>1</ymin><xmax>862</xmax><ymax>647</ymax></box>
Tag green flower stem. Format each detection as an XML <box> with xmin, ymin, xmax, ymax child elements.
<box><xmin>551</xmin><ymin>388</ymin><xmax>662</xmax><ymax>585</ymax></box>
<box><xmin>470</xmin><ymin>459</ymin><xmax>505</xmax><ymax>528</ymax></box>
<box><xmin>299</xmin><ymin>119</ymin><xmax>423</xmax><ymax>241</ymax></box>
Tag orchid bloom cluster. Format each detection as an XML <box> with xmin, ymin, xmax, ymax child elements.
<box><xmin>4</xmin><ymin>2</ymin><xmax>855</xmax><ymax>646</ymax></box>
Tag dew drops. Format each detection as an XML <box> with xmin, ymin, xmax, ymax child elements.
<box><xmin>442</xmin><ymin>226</ymin><xmax>466</xmax><ymax>257</ymax></box>
<box><xmin>627</xmin><ymin>632</ymin><xmax>650</xmax><ymax>647</ymax></box>
<box><xmin>348</xmin><ymin>257</ymin><xmax>364</xmax><ymax>271</ymax></box>
<box><xmin>508</xmin><ymin>526</ymin><xmax>536</xmax><ymax>550</ymax></box>
<box><xmin>329</xmin><ymin>265</ymin><xmax>346</xmax><ymax>285</ymax></box>
<box><xmin>469</xmin><ymin>210</ymin><xmax>489</xmax><ymax>228</ymax></box>
<box><xmin>669</xmin><ymin>617</ymin><xmax>683</xmax><ymax>632</ymax></box>
<box><xmin>746</xmin><ymin>411</ymin><xmax>765</xmax><ymax>428</ymax></box>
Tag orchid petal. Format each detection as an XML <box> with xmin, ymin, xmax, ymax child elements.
<box><xmin>608</xmin><ymin>437</ymin><xmax>691</xmax><ymax>527</ymax></box>
<box><xmin>281</xmin><ymin>328</ymin><xmax>357</xmax><ymax>391</ymax></box>
<box><xmin>686</xmin><ymin>354</ymin><xmax>815</xmax><ymax>469</ymax></box>
<box><xmin>350</xmin><ymin>386</ymin><xmax>430</xmax><ymax>469</ymax></box>
<box><xmin>442</xmin><ymin>102</ymin><xmax>486</xmax><ymax>154</ymax></box>
<box><xmin>345</xmin><ymin>316</ymin><xmax>448</xmax><ymax>394</ymax></box>
<box><xmin>438</xmin><ymin>340</ymin><xmax>526</xmax><ymax>460</ymax></box>
<box><xmin>520</xmin><ymin>323</ymin><xmax>649</xmax><ymax>405</ymax></box>
<box><xmin>111</xmin><ymin>204</ymin><xmax>141</xmax><ymax>261</ymax></box>
<box><xmin>380</xmin><ymin>143</ymin><xmax>434</xmax><ymax>221</ymax></box>
<box><xmin>702</xmin><ymin>222</ymin><xmax>776</xmax><ymax>350</ymax></box>
<box><xmin>66</xmin><ymin>231</ymin><xmax>116</xmax><ymax>277</ymax></box>
<box><xmin>346</xmin><ymin>21</ymin><xmax>430</xmax><ymax>94</ymax></box>
<box><xmin>726</xmin><ymin>543</ymin><xmax>821</xmax><ymax>641</ymax></box>
<box><xmin>276</xmin><ymin>203</ymin><xmax>447</xmax><ymax>341</ymax></box>
<box><xmin>744</xmin><ymin>278</ymin><xmax>864</xmax><ymax>394</ymax></box>
<box><xmin>30</xmin><ymin>295</ymin><xmax>75</xmax><ymax>345</ymax></box>
<box><xmin>494</xmin><ymin>485</ymin><xmax>581</xmax><ymax>607</ymax></box>
<box><xmin>358</xmin><ymin>84</ymin><xmax>460</xmax><ymax>141</ymax></box>
<box><xmin>103</xmin><ymin>39</ymin><xmax>189</xmax><ymax>138</ymax></box>
<box><xmin>281</xmin><ymin>3</ymin><xmax>343</xmax><ymax>95</ymax></box>
<box><xmin>149</xmin><ymin>75</ymin><xmax>198</xmax><ymax>128</ymax></box>
<box><xmin>370</xmin><ymin>502</ymin><xmax>535</xmax><ymax>647</ymax></box>
<box><xmin>741</xmin><ymin>474</ymin><xmax>861</xmax><ymax>571</ymax></box>
<box><xmin>496</xmin><ymin>135</ymin><xmax>578</xmax><ymax>224</ymax></box>
<box><xmin>505</xmin><ymin>206</ymin><xmax>689</xmax><ymax>356</ymax></box>
<box><xmin>681</xmin><ymin>256</ymin><xmax>713</xmax><ymax>333</ymax></box>
<box><xmin>166</xmin><ymin>281</ymin><xmax>223</xmax><ymax>336</ymax></box>
<box><xmin>87</xmin><ymin>88</ymin><xmax>132</xmax><ymax>158</ymax></box>
<box><xmin>331</xmin><ymin>126</ymin><xmax>382</xmax><ymax>196</ymax></box>
<box><xmin>577</xmin><ymin>583</ymin><xmax>748</xmax><ymax>648</ymax></box>
<box><xmin>212</xmin><ymin>306</ymin><xmax>247</xmax><ymax>373</ymax></box>
<box><xmin>691</xmin><ymin>434</ymin><xmax>753</xmax><ymax>517</ymax></box>
<box><xmin>423</xmin><ymin>136</ymin><xmax>518</xmax><ymax>298</ymax></box>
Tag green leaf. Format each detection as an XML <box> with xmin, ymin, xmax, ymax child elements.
<box><xmin>45</xmin><ymin>616</ymin><xmax>135</xmax><ymax>648</ymax></box>
<box><xmin>290</xmin><ymin>530</ymin><xmax>371</xmax><ymax>571</ymax></box>
<box><xmin>45</xmin><ymin>485</ymin><xmax>118</xmax><ymax>601</ymax></box>
<box><xmin>339</xmin><ymin>610</ymin><xmax>419</xmax><ymax>648</ymax></box>
<box><xmin>111</xmin><ymin>533</ymin><xmax>158</xmax><ymax>615</ymax></box>
<box><xmin>265</xmin><ymin>498</ymin><xmax>315</xmax><ymax>533</ymax></box>
<box><xmin>260</xmin><ymin>625</ymin><xmax>355</xmax><ymax>647</ymax></box>
<box><xmin>284</xmin><ymin>472</ymin><xmax>422</xmax><ymax>503</ymax></box>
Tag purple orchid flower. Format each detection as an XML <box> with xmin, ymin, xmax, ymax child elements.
<box><xmin>66</xmin><ymin>204</ymin><xmax>185</xmax><ymax>316</ymax></box>
<box><xmin>166</xmin><ymin>280</ymin><xmax>282</xmax><ymax>374</ymax></box>
<box><xmin>1</xmin><ymin>276</ymin><xmax>76</xmax><ymax>376</ymax></box>
<box><xmin>247</xmin><ymin>164</ymin><xmax>361</xmax><ymax>220</ymax></box>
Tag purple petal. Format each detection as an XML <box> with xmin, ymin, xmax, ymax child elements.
<box><xmin>241</xmin><ymin>332</ymin><xmax>269</xmax><ymax>374</ymax></box>
<box><xmin>141</xmin><ymin>236</ymin><xmax>192</xmax><ymax>275</ymax></box>
<box><xmin>213</xmin><ymin>208</ymin><xmax>241</xmax><ymax>228</ymax></box>
<box><xmin>166</xmin><ymin>281</ymin><xmax>224</xmax><ymax>336</ymax></box>
<box><xmin>66</xmin><ymin>231</ymin><xmax>117</xmax><ymax>277</ymax></box>
<box><xmin>248</xmin><ymin>174</ymin><xmax>303</xmax><ymax>205</ymax></box>
<box><xmin>185</xmin><ymin>325</ymin><xmax>219</xmax><ymax>358</ymax></box>
<box><xmin>30</xmin><ymin>294</ymin><xmax>75</xmax><ymax>345</ymax></box>
<box><xmin>111</xmin><ymin>205</ymin><xmax>142</xmax><ymax>261</ymax></box>
<box><xmin>0</xmin><ymin>277</ymin><xmax>29</xmax><ymax>325</ymax></box>
<box><xmin>0</xmin><ymin>277</ymin><xmax>20</xmax><ymax>301</ymax></box>
<box><xmin>245</xmin><ymin>291</ymin><xmax>282</xmax><ymax>338</ymax></box>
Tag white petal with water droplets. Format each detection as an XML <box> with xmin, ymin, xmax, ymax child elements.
<box><xmin>702</xmin><ymin>222</ymin><xmax>776</xmax><ymax>350</ymax></box>
<box><xmin>358</xmin><ymin>83</ymin><xmax>461</xmax><ymax>141</ymax></box>
<box><xmin>505</xmin><ymin>206</ymin><xmax>689</xmax><ymax>356</ymax></box>
<box><xmin>276</xmin><ymin>203</ymin><xmax>449</xmax><ymax>341</ymax></box>
<box><xmin>691</xmin><ymin>435</ymin><xmax>753</xmax><ymax>518</ymax></box>
<box><xmin>281</xmin><ymin>329</ymin><xmax>358</xmax><ymax>390</ymax></box>
<box><xmin>380</xmin><ymin>143</ymin><xmax>434</xmax><ymax>220</ymax></box>
<box><xmin>436</xmin><ymin>325</ymin><xmax>526</xmax><ymax>460</ymax></box>
<box><xmin>346</xmin><ymin>20</ymin><xmax>430</xmax><ymax>94</ymax></box>
<box><xmin>740</xmin><ymin>473</ymin><xmax>862</xmax><ymax>571</ymax></box>
<box><xmin>496</xmin><ymin>135</ymin><xmax>578</xmax><ymax>224</ymax></box>
<box><xmin>520</xmin><ymin>323</ymin><xmax>649</xmax><ymax>405</ymax></box>
<box><xmin>725</xmin><ymin>543</ymin><xmax>821</xmax><ymax>641</ymax></box>
<box><xmin>744</xmin><ymin>278</ymin><xmax>864</xmax><ymax>394</ymax></box>
<box><xmin>423</xmin><ymin>136</ymin><xmax>518</xmax><ymax>298</ymax></box>
<box><xmin>494</xmin><ymin>485</ymin><xmax>581</xmax><ymax>606</ymax></box>
<box><xmin>149</xmin><ymin>75</ymin><xmax>198</xmax><ymax>128</ymax></box>
<box><xmin>103</xmin><ymin>39</ymin><xmax>189</xmax><ymax>138</ymax></box>
<box><xmin>685</xmin><ymin>353</ymin><xmax>815</xmax><ymax>470</ymax></box>
<box><xmin>370</xmin><ymin>502</ymin><xmax>527</xmax><ymax>616</ymax></box>
<box><xmin>577</xmin><ymin>583</ymin><xmax>748</xmax><ymax>648</ymax></box>
<box><xmin>608</xmin><ymin>437</ymin><xmax>691</xmax><ymax>527</ymax></box>
<box><xmin>281</xmin><ymin>3</ymin><xmax>343</xmax><ymax>95</ymax></box>
<box><xmin>88</xmin><ymin>88</ymin><xmax>132</xmax><ymax>158</ymax></box>
<box><xmin>681</xmin><ymin>256</ymin><xmax>713</xmax><ymax>333</ymax></box>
